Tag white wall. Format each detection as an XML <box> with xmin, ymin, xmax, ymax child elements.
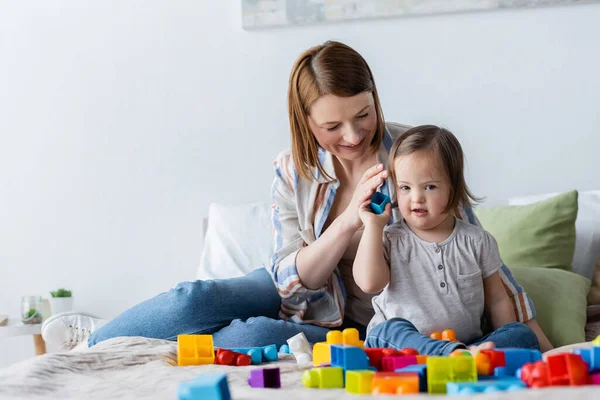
<box><xmin>1</xmin><ymin>0</ymin><xmax>598</xmax><ymax>367</ymax></box>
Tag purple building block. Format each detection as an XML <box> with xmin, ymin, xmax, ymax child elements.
<box><xmin>248</xmin><ymin>367</ymin><xmax>281</xmax><ymax>389</ymax></box>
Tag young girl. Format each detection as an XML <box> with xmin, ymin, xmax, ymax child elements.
<box><xmin>353</xmin><ymin>125</ymin><xmax>540</xmax><ymax>355</ymax></box>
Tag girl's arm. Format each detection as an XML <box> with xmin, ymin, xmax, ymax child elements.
<box><xmin>483</xmin><ymin>271</ymin><xmax>517</xmax><ymax>328</ymax></box>
<box><xmin>353</xmin><ymin>203</ymin><xmax>391</xmax><ymax>293</ymax></box>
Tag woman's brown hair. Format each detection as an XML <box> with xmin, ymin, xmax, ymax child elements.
<box><xmin>388</xmin><ymin>125</ymin><xmax>482</xmax><ymax>213</ymax></box>
<box><xmin>288</xmin><ymin>41</ymin><xmax>385</xmax><ymax>181</ymax></box>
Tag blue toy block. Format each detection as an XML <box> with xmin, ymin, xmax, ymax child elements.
<box><xmin>178</xmin><ymin>373</ymin><xmax>231</xmax><ymax>400</ymax></box>
<box><xmin>573</xmin><ymin>347</ymin><xmax>600</xmax><ymax>372</ymax></box>
<box><xmin>370</xmin><ymin>192</ymin><xmax>390</xmax><ymax>215</ymax></box>
<box><xmin>279</xmin><ymin>344</ymin><xmax>290</xmax><ymax>354</ymax></box>
<box><xmin>262</xmin><ymin>344</ymin><xmax>279</xmax><ymax>362</ymax></box>
<box><xmin>330</xmin><ymin>345</ymin><xmax>371</xmax><ymax>371</ymax></box>
<box><xmin>396</xmin><ymin>364</ymin><xmax>427</xmax><ymax>392</ymax></box>
<box><xmin>230</xmin><ymin>345</ymin><xmax>279</xmax><ymax>365</ymax></box>
<box><xmin>478</xmin><ymin>375</ymin><xmax>520</xmax><ymax>382</ymax></box>
<box><xmin>494</xmin><ymin>349</ymin><xmax>542</xmax><ymax>377</ymax></box>
<box><xmin>446</xmin><ymin>380</ymin><xmax>526</xmax><ymax>396</ymax></box>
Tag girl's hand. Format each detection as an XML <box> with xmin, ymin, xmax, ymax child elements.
<box><xmin>359</xmin><ymin>199</ymin><xmax>391</xmax><ymax>228</ymax></box>
<box><xmin>341</xmin><ymin>163</ymin><xmax>388</xmax><ymax>231</ymax></box>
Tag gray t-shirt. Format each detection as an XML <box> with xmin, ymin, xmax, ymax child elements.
<box><xmin>367</xmin><ymin>218</ymin><xmax>502</xmax><ymax>343</ymax></box>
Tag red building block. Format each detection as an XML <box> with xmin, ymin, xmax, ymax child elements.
<box><xmin>365</xmin><ymin>348</ymin><xmax>384</xmax><ymax>371</ymax></box>
<box><xmin>547</xmin><ymin>353</ymin><xmax>589</xmax><ymax>386</ymax></box>
<box><xmin>520</xmin><ymin>361</ymin><xmax>550</xmax><ymax>388</ymax></box>
<box><xmin>216</xmin><ymin>349</ymin><xmax>252</xmax><ymax>366</ymax></box>
<box><xmin>481</xmin><ymin>350</ymin><xmax>506</xmax><ymax>372</ymax></box>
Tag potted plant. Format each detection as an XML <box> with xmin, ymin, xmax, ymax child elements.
<box><xmin>49</xmin><ymin>288</ymin><xmax>73</xmax><ymax>315</ymax></box>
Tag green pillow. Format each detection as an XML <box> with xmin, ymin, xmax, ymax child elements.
<box><xmin>474</xmin><ymin>190</ymin><xmax>578</xmax><ymax>270</ymax></box>
<box><xmin>510</xmin><ymin>267</ymin><xmax>590</xmax><ymax>347</ymax></box>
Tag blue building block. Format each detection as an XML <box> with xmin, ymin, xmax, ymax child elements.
<box><xmin>370</xmin><ymin>192</ymin><xmax>390</xmax><ymax>215</ymax></box>
<box><xmin>279</xmin><ymin>344</ymin><xmax>290</xmax><ymax>354</ymax></box>
<box><xmin>178</xmin><ymin>373</ymin><xmax>231</xmax><ymax>400</ymax></box>
<box><xmin>478</xmin><ymin>375</ymin><xmax>520</xmax><ymax>382</ymax></box>
<box><xmin>396</xmin><ymin>364</ymin><xmax>427</xmax><ymax>392</ymax></box>
<box><xmin>230</xmin><ymin>345</ymin><xmax>279</xmax><ymax>365</ymax></box>
<box><xmin>330</xmin><ymin>345</ymin><xmax>371</xmax><ymax>371</ymax></box>
<box><xmin>573</xmin><ymin>347</ymin><xmax>600</xmax><ymax>372</ymax></box>
<box><xmin>446</xmin><ymin>380</ymin><xmax>526</xmax><ymax>396</ymax></box>
<box><xmin>494</xmin><ymin>349</ymin><xmax>542</xmax><ymax>377</ymax></box>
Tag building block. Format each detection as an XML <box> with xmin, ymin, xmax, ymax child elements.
<box><xmin>481</xmin><ymin>349</ymin><xmax>506</xmax><ymax>373</ymax></box>
<box><xmin>177</xmin><ymin>335</ymin><xmax>215</xmax><ymax>366</ymax></box>
<box><xmin>590</xmin><ymin>372</ymin><xmax>600</xmax><ymax>385</ymax></box>
<box><xmin>475</xmin><ymin>352</ymin><xmax>492</xmax><ymax>375</ymax></box>
<box><xmin>312</xmin><ymin>328</ymin><xmax>363</xmax><ymax>367</ymax></box>
<box><xmin>365</xmin><ymin>348</ymin><xmax>384</xmax><ymax>371</ymax></box>
<box><xmin>446</xmin><ymin>380</ymin><xmax>525</xmax><ymax>395</ymax></box>
<box><xmin>302</xmin><ymin>367</ymin><xmax>344</xmax><ymax>389</ymax></box>
<box><xmin>396</xmin><ymin>364</ymin><xmax>427</xmax><ymax>392</ymax></box>
<box><xmin>178</xmin><ymin>373</ymin><xmax>230</xmax><ymax>400</ymax></box>
<box><xmin>546</xmin><ymin>353</ymin><xmax>589</xmax><ymax>386</ymax></box>
<box><xmin>417</xmin><ymin>355</ymin><xmax>428</xmax><ymax>364</ymax></box>
<box><xmin>494</xmin><ymin>349</ymin><xmax>542</xmax><ymax>377</ymax></box>
<box><xmin>573</xmin><ymin>347</ymin><xmax>600</xmax><ymax>372</ymax></box>
<box><xmin>430</xmin><ymin>329</ymin><xmax>458</xmax><ymax>342</ymax></box>
<box><xmin>248</xmin><ymin>367</ymin><xmax>281</xmax><ymax>389</ymax></box>
<box><xmin>519</xmin><ymin>361</ymin><xmax>550</xmax><ymax>388</ymax></box>
<box><xmin>313</xmin><ymin>343</ymin><xmax>331</xmax><ymax>367</ymax></box>
<box><xmin>370</xmin><ymin>192</ymin><xmax>390</xmax><ymax>215</ymax></box>
<box><xmin>427</xmin><ymin>356</ymin><xmax>476</xmax><ymax>394</ymax></box>
<box><xmin>372</xmin><ymin>372</ymin><xmax>419</xmax><ymax>395</ymax></box>
<box><xmin>230</xmin><ymin>344</ymin><xmax>278</xmax><ymax>365</ymax></box>
<box><xmin>215</xmin><ymin>349</ymin><xmax>251</xmax><ymax>366</ymax></box>
<box><xmin>451</xmin><ymin>350</ymin><xmax>472</xmax><ymax>357</ymax></box>
<box><xmin>287</xmin><ymin>332</ymin><xmax>312</xmax><ymax>364</ymax></box>
<box><xmin>381</xmin><ymin>356</ymin><xmax>418</xmax><ymax>372</ymax></box>
<box><xmin>399</xmin><ymin>348</ymin><xmax>419</xmax><ymax>356</ymax></box>
<box><xmin>279</xmin><ymin>344</ymin><xmax>290</xmax><ymax>354</ymax></box>
<box><xmin>330</xmin><ymin>345</ymin><xmax>371</xmax><ymax>371</ymax></box>
<box><xmin>345</xmin><ymin>370</ymin><xmax>375</xmax><ymax>394</ymax></box>
<box><xmin>593</xmin><ymin>335</ymin><xmax>600</xmax><ymax>346</ymax></box>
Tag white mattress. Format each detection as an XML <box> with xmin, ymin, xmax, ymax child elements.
<box><xmin>0</xmin><ymin>336</ymin><xmax>598</xmax><ymax>399</ymax></box>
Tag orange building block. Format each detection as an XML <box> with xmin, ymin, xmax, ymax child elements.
<box><xmin>429</xmin><ymin>329</ymin><xmax>459</xmax><ymax>342</ymax></box>
<box><xmin>177</xmin><ymin>334</ymin><xmax>215</xmax><ymax>366</ymax></box>
<box><xmin>372</xmin><ymin>372</ymin><xmax>419</xmax><ymax>395</ymax></box>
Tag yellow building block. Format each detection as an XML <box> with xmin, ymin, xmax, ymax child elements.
<box><xmin>313</xmin><ymin>328</ymin><xmax>365</xmax><ymax>367</ymax></box>
<box><xmin>345</xmin><ymin>370</ymin><xmax>374</xmax><ymax>394</ymax></box>
<box><xmin>593</xmin><ymin>335</ymin><xmax>600</xmax><ymax>346</ymax></box>
<box><xmin>177</xmin><ymin>334</ymin><xmax>215</xmax><ymax>366</ymax></box>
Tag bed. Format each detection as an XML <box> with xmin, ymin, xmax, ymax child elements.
<box><xmin>1</xmin><ymin>194</ymin><xmax>599</xmax><ymax>399</ymax></box>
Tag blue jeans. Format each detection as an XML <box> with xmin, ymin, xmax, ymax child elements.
<box><xmin>89</xmin><ymin>268</ymin><xmax>364</xmax><ymax>348</ymax></box>
<box><xmin>365</xmin><ymin>318</ymin><xmax>540</xmax><ymax>356</ymax></box>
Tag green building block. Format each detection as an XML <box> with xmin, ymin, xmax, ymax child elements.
<box><xmin>302</xmin><ymin>367</ymin><xmax>344</xmax><ymax>389</ymax></box>
<box><xmin>345</xmin><ymin>370</ymin><xmax>375</xmax><ymax>394</ymax></box>
<box><xmin>427</xmin><ymin>356</ymin><xmax>477</xmax><ymax>394</ymax></box>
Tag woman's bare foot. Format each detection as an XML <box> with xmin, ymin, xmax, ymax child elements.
<box><xmin>468</xmin><ymin>341</ymin><xmax>495</xmax><ymax>356</ymax></box>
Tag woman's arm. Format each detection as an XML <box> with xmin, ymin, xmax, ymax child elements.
<box><xmin>294</xmin><ymin>164</ymin><xmax>389</xmax><ymax>289</ymax></box>
<box><xmin>270</xmin><ymin>155</ymin><xmax>388</xmax><ymax>291</ymax></box>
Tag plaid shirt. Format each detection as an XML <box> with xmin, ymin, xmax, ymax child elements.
<box><xmin>268</xmin><ymin>122</ymin><xmax>535</xmax><ymax>327</ymax></box>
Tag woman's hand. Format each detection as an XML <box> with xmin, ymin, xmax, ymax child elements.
<box><xmin>341</xmin><ymin>163</ymin><xmax>388</xmax><ymax>231</ymax></box>
<box><xmin>359</xmin><ymin>201</ymin><xmax>391</xmax><ymax>229</ymax></box>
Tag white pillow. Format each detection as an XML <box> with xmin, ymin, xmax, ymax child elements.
<box><xmin>508</xmin><ymin>190</ymin><xmax>600</xmax><ymax>280</ymax></box>
<box><xmin>197</xmin><ymin>202</ymin><xmax>273</xmax><ymax>280</ymax></box>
